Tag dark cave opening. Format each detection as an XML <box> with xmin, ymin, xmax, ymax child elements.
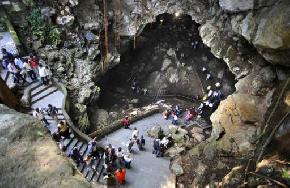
<box><xmin>96</xmin><ymin>13</ymin><xmax>236</xmax><ymax>121</ymax></box>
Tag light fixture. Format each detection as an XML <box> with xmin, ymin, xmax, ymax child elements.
<box><xmin>175</xmin><ymin>12</ymin><xmax>180</xmax><ymax>17</ymax></box>
<box><xmin>160</xmin><ymin>19</ymin><xmax>164</xmax><ymax>23</ymax></box>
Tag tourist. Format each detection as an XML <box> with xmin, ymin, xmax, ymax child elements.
<box><xmin>206</xmin><ymin>73</ymin><xmax>212</xmax><ymax>80</ymax></box>
<box><xmin>140</xmin><ymin>135</ymin><xmax>145</xmax><ymax>150</ymax></box>
<box><xmin>175</xmin><ymin>105</ymin><xmax>182</xmax><ymax>117</ymax></box>
<box><xmin>167</xmin><ymin>134</ymin><xmax>174</xmax><ymax>148</ymax></box>
<box><xmin>110</xmin><ymin>147</ymin><xmax>117</xmax><ymax>166</ymax></box>
<box><xmin>39</xmin><ymin>64</ymin><xmax>49</xmax><ymax>85</ymax></box>
<box><xmin>7</xmin><ymin>61</ymin><xmax>27</xmax><ymax>84</ymax></box>
<box><xmin>85</xmin><ymin>138</ymin><xmax>100</xmax><ymax>166</ymax></box>
<box><xmin>1</xmin><ymin>48</ymin><xmax>14</xmax><ymax>61</ymax></box>
<box><xmin>157</xmin><ymin>143</ymin><xmax>165</xmax><ymax>157</ymax></box>
<box><xmin>103</xmin><ymin>173</ymin><xmax>116</xmax><ymax>187</ymax></box>
<box><xmin>136</xmin><ymin>138</ymin><xmax>142</xmax><ymax>151</ymax></box>
<box><xmin>192</xmin><ymin>41</ymin><xmax>199</xmax><ymax>49</ymax></box>
<box><xmin>87</xmin><ymin>138</ymin><xmax>100</xmax><ymax>159</ymax></box>
<box><xmin>152</xmin><ymin>138</ymin><xmax>160</xmax><ymax>155</ymax></box>
<box><xmin>47</xmin><ymin>104</ymin><xmax>58</xmax><ymax>121</ymax></box>
<box><xmin>121</xmin><ymin>116</ymin><xmax>130</xmax><ymax>129</ymax></box>
<box><xmin>2</xmin><ymin>59</ymin><xmax>9</xmax><ymax>69</ymax></box>
<box><xmin>116</xmin><ymin>147</ymin><xmax>125</xmax><ymax>166</ymax></box>
<box><xmin>172</xmin><ymin>113</ymin><xmax>178</xmax><ymax>125</ymax></box>
<box><xmin>160</xmin><ymin>137</ymin><xmax>169</xmax><ymax>148</ymax></box>
<box><xmin>127</xmin><ymin>139</ymin><xmax>134</xmax><ymax>153</ymax></box>
<box><xmin>57</xmin><ymin>120</ymin><xmax>70</xmax><ymax>139</ymax></box>
<box><xmin>124</xmin><ymin>153</ymin><xmax>132</xmax><ymax>169</ymax></box>
<box><xmin>68</xmin><ymin>147</ymin><xmax>84</xmax><ymax>165</ymax></box>
<box><xmin>163</xmin><ymin>109</ymin><xmax>170</xmax><ymax>119</ymax></box>
<box><xmin>20</xmin><ymin>67</ymin><xmax>29</xmax><ymax>80</ymax></box>
<box><xmin>14</xmin><ymin>56</ymin><xmax>24</xmax><ymax>69</ymax></box>
<box><xmin>28</xmin><ymin>54</ymin><xmax>39</xmax><ymax>74</ymax></box>
<box><xmin>132</xmin><ymin>127</ymin><xmax>139</xmax><ymax>139</ymax></box>
<box><xmin>33</xmin><ymin>108</ymin><xmax>49</xmax><ymax>126</ymax></box>
<box><xmin>23</xmin><ymin>60</ymin><xmax>37</xmax><ymax>80</ymax></box>
<box><xmin>45</xmin><ymin>65</ymin><xmax>53</xmax><ymax>83</ymax></box>
<box><xmin>114</xmin><ymin>168</ymin><xmax>126</xmax><ymax>185</ymax></box>
<box><xmin>185</xmin><ymin>109</ymin><xmax>193</xmax><ymax>121</ymax></box>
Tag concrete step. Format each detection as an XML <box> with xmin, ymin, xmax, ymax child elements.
<box><xmin>31</xmin><ymin>85</ymin><xmax>53</xmax><ymax>98</ymax></box>
<box><xmin>31</xmin><ymin>87</ymin><xmax>59</xmax><ymax>104</ymax></box>
<box><xmin>65</xmin><ymin>138</ymin><xmax>79</xmax><ymax>155</ymax></box>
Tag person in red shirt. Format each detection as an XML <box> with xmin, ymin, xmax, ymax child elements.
<box><xmin>121</xmin><ymin>116</ymin><xmax>130</xmax><ymax>129</ymax></box>
<box><xmin>114</xmin><ymin>168</ymin><xmax>126</xmax><ymax>185</ymax></box>
<box><xmin>28</xmin><ymin>55</ymin><xmax>39</xmax><ymax>73</ymax></box>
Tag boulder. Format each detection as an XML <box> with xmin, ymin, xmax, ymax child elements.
<box><xmin>87</xmin><ymin>45</ymin><xmax>100</xmax><ymax>60</ymax></box>
<box><xmin>170</xmin><ymin>161</ymin><xmax>184</xmax><ymax>176</ymax></box>
<box><xmin>32</xmin><ymin>40</ymin><xmax>43</xmax><ymax>50</ymax></box>
<box><xmin>192</xmin><ymin>132</ymin><xmax>205</xmax><ymax>143</ymax></box>
<box><xmin>69</xmin><ymin>0</ymin><xmax>78</xmax><ymax>7</ymax></box>
<box><xmin>168</xmin><ymin>125</ymin><xmax>178</xmax><ymax>134</ymax></box>
<box><xmin>0</xmin><ymin>105</ymin><xmax>89</xmax><ymax>188</ymax></box>
<box><xmin>166</xmin><ymin>48</ymin><xmax>176</xmax><ymax>57</ymax></box>
<box><xmin>56</xmin><ymin>15</ymin><xmax>75</xmax><ymax>26</ymax></box>
<box><xmin>172</xmin><ymin>128</ymin><xmax>188</xmax><ymax>144</ymax></box>
<box><xmin>147</xmin><ymin>125</ymin><xmax>162</xmax><ymax>138</ymax></box>
<box><xmin>210</xmin><ymin>93</ymin><xmax>267</xmax><ymax>153</ymax></box>
<box><xmin>161</xmin><ymin>58</ymin><xmax>173</xmax><ymax>71</ymax></box>
<box><xmin>166</xmin><ymin>146</ymin><xmax>185</xmax><ymax>158</ymax></box>
<box><xmin>85</xmin><ymin>31</ymin><xmax>98</xmax><ymax>43</ymax></box>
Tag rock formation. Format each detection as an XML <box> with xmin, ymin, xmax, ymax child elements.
<box><xmin>0</xmin><ymin>105</ymin><xmax>90</xmax><ymax>188</ymax></box>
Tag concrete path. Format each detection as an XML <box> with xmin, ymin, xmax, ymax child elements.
<box><xmin>100</xmin><ymin>113</ymin><xmax>175</xmax><ymax>188</ymax></box>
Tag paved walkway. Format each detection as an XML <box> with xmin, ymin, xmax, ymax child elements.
<box><xmin>100</xmin><ymin>113</ymin><xmax>174</xmax><ymax>188</ymax></box>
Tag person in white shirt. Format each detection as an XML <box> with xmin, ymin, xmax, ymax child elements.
<box><xmin>124</xmin><ymin>153</ymin><xmax>132</xmax><ymax>169</ymax></box>
<box><xmin>14</xmin><ymin>57</ymin><xmax>24</xmax><ymax>69</ymax></box>
<box><xmin>116</xmin><ymin>147</ymin><xmax>125</xmax><ymax>165</ymax></box>
<box><xmin>38</xmin><ymin>64</ymin><xmax>48</xmax><ymax>85</ymax></box>
<box><xmin>7</xmin><ymin>61</ymin><xmax>26</xmax><ymax>84</ymax></box>
<box><xmin>44</xmin><ymin>66</ymin><xmax>52</xmax><ymax>79</ymax></box>
<box><xmin>23</xmin><ymin>61</ymin><xmax>37</xmax><ymax>80</ymax></box>
<box><xmin>33</xmin><ymin>108</ymin><xmax>49</xmax><ymax>126</ymax></box>
<box><xmin>172</xmin><ymin>113</ymin><xmax>178</xmax><ymax>125</ymax></box>
<box><xmin>132</xmin><ymin>127</ymin><xmax>139</xmax><ymax>139</ymax></box>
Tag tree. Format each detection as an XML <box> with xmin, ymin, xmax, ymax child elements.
<box><xmin>0</xmin><ymin>78</ymin><xmax>19</xmax><ymax>109</ymax></box>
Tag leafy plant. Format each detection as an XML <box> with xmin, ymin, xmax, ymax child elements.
<box><xmin>282</xmin><ymin>168</ymin><xmax>290</xmax><ymax>180</ymax></box>
<box><xmin>26</xmin><ymin>8</ymin><xmax>62</xmax><ymax>45</ymax></box>
<box><xmin>49</xmin><ymin>28</ymin><xmax>62</xmax><ymax>46</ymax></box>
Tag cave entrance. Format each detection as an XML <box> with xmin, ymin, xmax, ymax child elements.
<box><xmin>97</xmin><ymin>13</ymin><xmax>236</xmax><ymax>121</ymax></box>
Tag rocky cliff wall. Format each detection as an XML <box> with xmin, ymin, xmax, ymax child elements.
<box><xmin>0</xmin><ymin>105</ymin><xmax>91</xmax><ymax>188</ymax></box>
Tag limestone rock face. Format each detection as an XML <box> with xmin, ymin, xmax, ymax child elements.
<box><xmin>0</xmin><ymin>105</ymin><xmax>90</xmax><ymax>188</ymax></box>
<box><xmin>56</xmin><ymin>15</ymin><xmax>75</xmax><ymax>26</ymax></box>
<box><xmin>210</xmin><ymin>93</ymin><xmax>267</xmax><ymax>153</ymax></box>
<box><xmin>232</xmin><ymin>0</ymin><xmax>290</xmax><ymax>66</ymax></box>
<box><xmin>219</xmin><ymin>0</ymin><xmax>254</xmax><ymax>12</ymax></box>
<box><xmin>88</xmin><ymin>108</ymin><xmax>109</xmax><ymax>131</ymax></box>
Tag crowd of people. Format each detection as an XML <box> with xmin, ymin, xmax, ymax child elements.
<box><xmin>1</xmin><ymin>48</ymin><xmax>52</xmax><ymax>86</ymax></box>
<box><xmin>197</xmin><ymin>67</ymin><xmax>224</xmax><ymax>115</ymax></box>
<box><xmin>101</xmin><ymin>141</ymin><xmax>135</xmax><ymax>186</ymax></box>
<box><xmin>153</xmin><ymin>134</ymin><xmax>173</xmax><ymax>157</ymax></box>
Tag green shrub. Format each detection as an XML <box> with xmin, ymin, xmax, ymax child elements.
<box><xmin>282</xmin><ymin>168</ymin><xmax>290</xmax><ymax>180</ymax></box>
<box><xmin>26</xmin><ymin>8</ymin><xmax>62</xmax><ymax>45</ymax></box>
<box><xmin>49</xmin><ymin>28</ymin><xmax>62</xmax><ymax>46</ymax></box>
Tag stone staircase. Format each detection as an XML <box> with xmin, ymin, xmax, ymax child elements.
<box><xmin>2</xmin><ymin>70</ymin><xmax>106</xmax><ymax>185</ymax></box>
